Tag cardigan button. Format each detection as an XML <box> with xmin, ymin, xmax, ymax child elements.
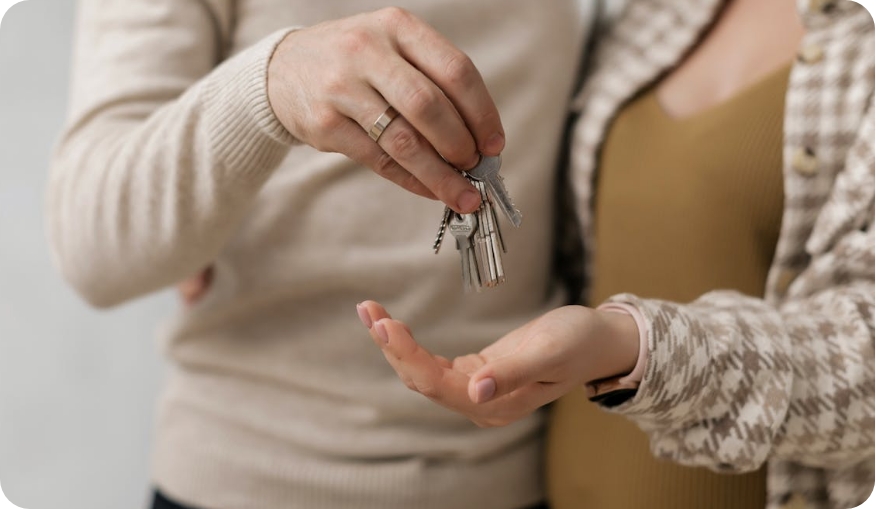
<box><xmin>797</xmin><ymin>44</ymin><xmax>825</xmax><ymax>65</ymax></box>
<box><xmin>791</xmin><ymin>146</ymin><xmax>819</xmax><ymax>176</ymax></box>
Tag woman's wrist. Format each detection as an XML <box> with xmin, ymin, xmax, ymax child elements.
<box><xmin>588</xmin><ymin>306</ymin><xmax>641</xmax><ymax>383</ymax></box>
<box><xmin>564</xmin><ymin>306</ymin><xmax>640</xmax><ymax>383</ymax></box>
<box><xmin>576</xmin><ymin>303</ymin><xmax>650</xmax><ymax>404</ymax></box>
<box><xmin>604</xmin><ymin>309</ymin><xmax>641</xmax><ymax>376</ymax></box>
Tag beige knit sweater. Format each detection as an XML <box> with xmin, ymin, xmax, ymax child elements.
<box><xmin>48</xmin><ymin>1</ymin><xmax>584</xmax><ymax>508</ymax></box>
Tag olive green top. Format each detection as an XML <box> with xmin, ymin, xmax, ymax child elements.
<box><xmin>547</xmin><ymin>63</ymin><xmax>791</xmax><ymax>509</ymax></box>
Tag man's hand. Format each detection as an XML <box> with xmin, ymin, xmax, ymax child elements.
<box><xmin>356</xmin><ymin>301</ymin><xmax>640</xmax><ymax>427</ymax></box>
<box><xmin>268</xmin><ymin>7</ymin><xmax>506</xmax><ymax>214</ymax></box>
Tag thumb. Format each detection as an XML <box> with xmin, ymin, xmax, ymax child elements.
<box><xmin>468</xmin><ymin>348</ymin><xmax>548</xmax><ymax>404</ymax></box>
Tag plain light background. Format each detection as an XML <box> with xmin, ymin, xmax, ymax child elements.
<box><xmin>0</xmin><ymin>2</ymin><xmax>170</xmax><ymax>508</ymax></box>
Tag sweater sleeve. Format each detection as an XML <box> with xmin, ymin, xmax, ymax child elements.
<box><xmin>600</xmin><ymin>100</ymin><xmax>875</xmax><ymax>474</ymax></box>
<box><xmin>47</xmin><ymin>0</ymin><xmax>298</xmax><ymax>308</ymax></box>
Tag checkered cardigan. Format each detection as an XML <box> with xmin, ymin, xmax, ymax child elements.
<box><xmin>563</xmin><ymin>0</ymin><xmax>875</xmax><ymax>507</ymax></box>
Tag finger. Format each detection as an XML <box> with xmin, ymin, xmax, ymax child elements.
<box><xmin>357</xmin><ymin>301</ymin><xmax>419</xmax><ymax>339</ymax></box>
<box><xmin>358</xmin><ymin>300</ymin><xmax>393</xmax><ymax>326</ymax></box>
<box><xmin>341</xmin><ymin>94</ymin><xmax>481</xmax><ymax>213</ymax></box>
<box><xmin>331</xmin><ymin>119</ymin><xmax>437</xmax><ymax>200</ymax></box>
<box><xmin>391</xmin><ymin>11</ymin><xmax>505</xmax><ymax>155</ymax></box>
<box><xmin>474</xmin><ymin>381</ymin><xmax>572</xmax><ymax>426</ymax></box>
<box><xmin>370</xmin><ymin>318</ymin><xmax>438</xmax><ymax>390</ymax></box>
<box><xmin>376</xmin><ymin>319</ymin><xmax>474</xmax><ymax>408</ymax></box>
<box><xmin>365</xmin><ymin>55</ymin><xmax>480</xmax><ymax>169</ymax></box>
<box><xmin>377</xmin><ymin>115</ymin><xmax>481</xmax><ymax>213</ymax></box>
<box><xmin>357</xmin><ymin>300</ymin><xmax>419</xmax><ymax>343</ymax></box>
<box><xmin>380</xmin><ymin>348</ymin><xmax>418</xmax><ymax>392</ymax></box>
<box><xmin>468</xmin><ymin>341</ymin><xmax>557</xmax><ymax>404</ymax></box>
<box><xmin>451</xmin><ymin>353</ymin><xmax>488</xmax><ymax>376</ymax></box>
<box><xmin>370</xmin><ymin>318</ymin><xmax>563</xmax><ymax>426</ymax></box>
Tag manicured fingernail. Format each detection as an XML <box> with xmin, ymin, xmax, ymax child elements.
<box><xmin>485</xmin><ymin>133</ymin><xmax>504</xmax><ymax>155</ymax></box>
<box><xmin>356</xmin><ymin>303</ymin><xmax>372</xmax><ymax>329</ymax></box>
<box><xmin>457</xmin><ymin>189</ymin><xmax>481</xmax><ymax>213</ymax></box>
<box><xmin>374</xmin><ymin>320</ymin><xmax>389</xmax><ymax>344</ymax></box>
<box><xmin>474</xmin><ymin>378</ymin><xmax>496</xmax><ymax>403</ymax></box>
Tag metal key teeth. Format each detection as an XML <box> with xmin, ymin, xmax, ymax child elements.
<box><xmin>476</xmin><ymin>183</ymin><xmax>496</xmax><ymax>286</ymax></box>
<box><xmin>467</xmin><ymin>155</ymin><xmax>523</xmax><ymax>228</ymax></box>
<box><xmin>449</xmin><ymin>212</ymin><xmax>480</xmax><ymax>293</ymax></box>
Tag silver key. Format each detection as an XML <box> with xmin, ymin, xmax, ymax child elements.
<box><xmin>471</xmin><ymin>182</ymin><xmax>490</xmax><ymax>284</ymax></box>
<box><xmin>469</xmin><ymin>179</ymin><xmax>507</xmax><ymax>287</ymax></box>
<box><xmin>490</xmin><ymin>203</ymin><xmax>506</xmax><ymax>253</ymax></box>
<box><xmin>475</xmin><ymin>180</ymin><xmax>499</xmax><ymax>286</ymax></box>
<box><xmin>480</xmin><ymin>181</ymin><xmax>505</xmax><ymax>284</ymax></box>
<box><xmin>449</xmin><ymin>213</ymin><xmax>480</xmax><ymax>292</ymax></box>
<box><xmin>467</xmin><ymin>155</ymin><xmax>523</xmax><ymax>228</ymax></box>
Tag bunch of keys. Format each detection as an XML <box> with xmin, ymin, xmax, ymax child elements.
<box><xmin>432</xmin><ymin>155</ymin><xmax>523</xmax><ymax>292</ymax></box>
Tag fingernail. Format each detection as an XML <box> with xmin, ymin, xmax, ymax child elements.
<box><xmin>356</xmin><ymin>303</ymin><xmax>372</xmax><ymax>329</ymax></box>
<box><xmin>484</xmin><ymin>133</ymin><xmax>504</xmax><ymax>155</ymax></box>
<box><xmin>374</xmin><ymin>320</ymin><xmax>389</xmax><ymax>344</ymax></box>
<box><xmin>474</xmin><ymin>378</ymin><xmax>496</xmax><ymax>403</ymax></box>
<box><xmin>457</xmin><ymin>189</ymin><xmax>481</xmax><ymax>213</ymax></box>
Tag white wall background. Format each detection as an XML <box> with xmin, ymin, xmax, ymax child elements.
<box><xmin>0</xmin><ymin>2</ymin><xmax>171</xmax><ymax>508</ymax></box>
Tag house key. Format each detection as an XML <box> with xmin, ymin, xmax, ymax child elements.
<box><xmin>466</xmin><ymin>155</ymin><xmax>523</xmax><ymax>228</ymax></box>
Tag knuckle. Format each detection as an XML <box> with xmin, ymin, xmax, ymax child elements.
<box><xmin>386</xmin><ymin>127</ymin><xmax>422</xmax><ymax>160</ymax></box>
<box><xmin>404</xmin><ymin>86</ymin><xmax>442</xmax><ymax>121</ymax></box>
<box><xmin>444</xmin><ymin>53</ymin><xmax>476</xmax><ymax>87</ymax></box>
<box><xmin>312</xmin><ymin>108</ymin><xmax>344</xmax><ymax>135</ymax></box>
<box><xmin>380</xmin><ymin>6</ymin><xmax>411</xmax><ymax>25</ymax></box>
<box><xmin>323</xmin><ymin>70</ymin><xmax>349</xmax><ymax>97</ymax></box>
<box><xmin>338</xmin><ymin>28</ymin><xmax>372</xmax><ymax>54</ymax></box>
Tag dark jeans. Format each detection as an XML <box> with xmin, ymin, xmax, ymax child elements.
<box><xmin>152</xmin><ymin>490</ymin><xmax>550</xmax><ymax>509</ymax></box>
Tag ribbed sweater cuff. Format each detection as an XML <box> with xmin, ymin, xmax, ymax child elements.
<box><xmin>202</xmin><ymin>28</ymin><xmax>299</xmax><ymax>183</ymax></box>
